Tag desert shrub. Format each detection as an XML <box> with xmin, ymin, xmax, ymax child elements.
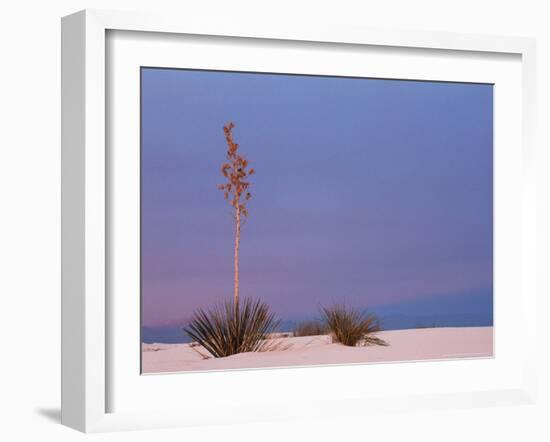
<box><xmin>293</xmin><ymin>320</ymin><xmax>328</xmax><ymax>337</ymax></box>
<box><xmin>183</xmin><ymin>297</ymin><xmax>280</xmax><ymax>358</ymax></box>
<box><xmin>321</xmin><ymin>304</ymin><xmax>387</xmax><ymax>347</ymax></box>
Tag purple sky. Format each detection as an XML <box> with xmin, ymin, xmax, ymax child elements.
<box><xmin>141</xmin><ymin>68</ymin><xmax>493</xmax><ymax>327</ymax></box>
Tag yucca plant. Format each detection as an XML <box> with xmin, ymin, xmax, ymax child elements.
<box><xmin>217</xmin><ymin>122</ymin><xmax>255</xmax><ymax>306</ymax></box>
<box><xmin>321</xmin><ymin>304</ymin><xmax>387</xmax><ymax>347</ymax></box>
<box><xmin>293</xmin><ymin>319</ymin><xmax>328</xmax><ymax>337</ymax></box>
<box><xmin>183</xmin><ymin>298</ymin><xmax>281</xmax><ymax>358</ymax></box>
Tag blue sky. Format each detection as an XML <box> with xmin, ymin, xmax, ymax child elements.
<box><xmin>141</xmin><ymin>68</ymin><xmax>493</xmax><ymax>329</ymax></box>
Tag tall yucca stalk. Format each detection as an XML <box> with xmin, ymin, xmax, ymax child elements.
<box><xmin>217</xmin><ymin>122</ymin><xmax>255</xmax><ymax>306</ymax></box>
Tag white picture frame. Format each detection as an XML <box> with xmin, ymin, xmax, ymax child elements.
<box><xmin>61</xmin><ymin>9</ymin><xmax>538</xmax><ymax>433</ymax></box>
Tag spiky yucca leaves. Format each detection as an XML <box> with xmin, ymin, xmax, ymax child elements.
<box><xmin>293</xmin><ymin>320</ymin><xmax>328</xmax><ymax>337</ymax></box>
<box><xmin>183</xmin><ymin>298</ymin><xmax>281</xmax><ymax>358</ymax></box>
<box><xmin>321</xmin><ymin>304</ymin><xmax>388</xmax><ymax>347</ymax></box>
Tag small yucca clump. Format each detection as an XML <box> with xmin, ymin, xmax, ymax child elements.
<box><xmin>183</xmin><ymin>298</ymin><xmax>280</xmax><ymax>358</ymax></box>
<box><xmin>293</xmin><ymin>320</ymin><xmax>328</xmax><ymax>337</ymax></box>
<box><xmin>321</xmin><ymin>304</ymin><xmax>387</xmax><ymax>347</ymax></box>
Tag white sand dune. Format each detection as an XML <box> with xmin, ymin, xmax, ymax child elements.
<box><xmin>141</xmin><ymin>326</ymin><xmax>493</xmax><ymax>374</ymax></box>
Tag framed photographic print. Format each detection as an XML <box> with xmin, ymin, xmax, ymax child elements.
<box><xmin>139</xmin><ymin>68</ymin><xmax>494</xmax><ymax>374</ymax></box>
<box><xmin>61</xmin><ymin>9</ymin><xmax>538</xmax><ymax>432</ymax></box>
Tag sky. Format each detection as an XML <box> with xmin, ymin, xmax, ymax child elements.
<box><xmin>140</xmin><ymin>68</ymin><xmax>493</xmax><ymax>332</ymax></box>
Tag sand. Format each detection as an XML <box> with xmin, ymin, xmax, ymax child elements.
<box><xmin>141</xmin><ymin>326</ymin><xmax>493</xmax><ymax>374</ymax></box>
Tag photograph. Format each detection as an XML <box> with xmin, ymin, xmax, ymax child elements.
<box><xmin>140</xmin><ymin>67</ymin><xmax>494</xmax><ymax>374</ymax></box>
